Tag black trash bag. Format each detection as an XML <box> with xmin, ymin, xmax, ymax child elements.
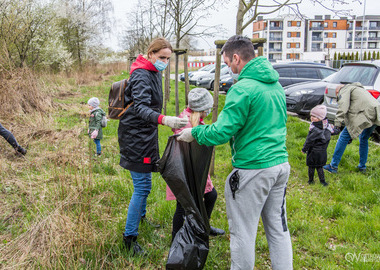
<box><xmin>158</xmin><ymin>136</ymin><xmax>214</xmax><ymax>270</ymax></box>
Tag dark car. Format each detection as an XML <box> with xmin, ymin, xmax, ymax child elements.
<box><xmin>273</xmin><ymin>63</ymin><xmax>336</xmax><ymax>87</ymax></box>
<box><xmin>220</xmin><ymin>74</ymin><xmax>234</xmax><ymax>92</ymax></box>
<box><xmin>285</xmin><ymin>73</ymin><xmax>336</xmax><ymax>115</ymax></box>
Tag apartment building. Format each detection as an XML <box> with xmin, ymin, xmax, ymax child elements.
<box><xmin>253</xmin><ymin>14</ymin><xmax>380</xmax><ymax>62</ymax></box>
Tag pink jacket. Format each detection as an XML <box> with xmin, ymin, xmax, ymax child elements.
<box><xmin>166</xmin><ymin>107</ymin><xmax>214</xmax><ymax>200</ymax></box>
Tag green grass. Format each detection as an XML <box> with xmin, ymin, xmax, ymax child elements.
<box><xmin>1</xmin><ymin>71</ymin><xmax>379</xmax><ymax>269</ymax></box>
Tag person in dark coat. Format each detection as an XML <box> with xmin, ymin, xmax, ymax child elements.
<box><xmin>302</xmin><ymin>105</ymin><xmax>339</xmax><ymax>186</ymax></box>
<box><xmin>0</xmin><ymin>122</ymin><xmax>27</xmax><ymax>155</ymax></box>
<box><xmin>118</xmin><ymin>37</ymin><xmax>188</xmax><ymax>256</ymax></box>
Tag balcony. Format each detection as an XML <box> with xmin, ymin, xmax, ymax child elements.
<box><xmin>369</xmin><ymin>26</ymin><xmax>380</xmax><ymax>30</ymax></box>
<box><xmin>310</xmin><ymin>26</ymin><xmax>324</xmax><ymax>31</ymax></box>
<box><xmin>312</xmin><ymin>36</ymin><xmax>323</xmax><ymax>41</ymax></box>
<box><xmin>269</xmin><ymin>37</ymin><xmax>283</xmax><ymax>41</ymax></box>
<box><xmin>269</xmin><ymin>26</ymin><xmax>283</xmax><ymax>30</ymax></box>
<box><xmin>354</xmin><ymin>37</ymin><xmax>367</xmax><ymax>41</ymax></box>
<box><xmin>311</xmin><ymin>48</ymin><xmax>323</xmax><ymax>52</ymax></box>
<box><xmin>368</xmin><ymin>37</ymin><xmax>380</xmax><ymax>40</ymax></box>
<box><xmin>355</xmin><ymin>27</ymin><xmax>368</xmax><ymax>30</ymax></box>
<box><xmin>268</xmin><ymin>48</ymin><xmax>282</xmax><ymax>52</ymax></box>
<box><xmin>347</xmin><ymin>37</ymin><xmax>352</xmax><ymax>41</ymax></box>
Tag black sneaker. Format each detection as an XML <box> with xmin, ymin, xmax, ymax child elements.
<box><xmin>321</xmin><ymin>181</ymin><xmax>329</xmax><ymax>186</ymax></box>
<box><xmin>140</xmin><ymin>215</ymin><xmax>160</xmax><ymax>228</ymax></box>
<box><xmin>210</xmin><ymin>226</ymin><xmax>225</xmax><ymax>236</ymax></box>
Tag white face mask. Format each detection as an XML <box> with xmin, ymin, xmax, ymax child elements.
<box><xmin>228</xmin><ymin>67</ymin><xmax>239</xmax><ymax>81</ymax></box>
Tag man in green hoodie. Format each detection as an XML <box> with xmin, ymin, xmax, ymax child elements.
<box><xmin>177</xmin><ymin>35</ymin><xmax>292</xmax><ymax>270</ymax></box>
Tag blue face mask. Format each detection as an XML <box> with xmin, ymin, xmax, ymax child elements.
<box><xmin>228</xmin><ymin>67</ymin><xmax>239</xmax><ymax>81</ymax></box>
<box><xmin>154</xmin><ymin>59</ymin><xmax>168</xmax><ymax>71</ymax></box>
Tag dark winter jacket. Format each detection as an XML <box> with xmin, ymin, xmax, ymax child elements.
<box><xmin>302</xmin><ymin>120</ymin><xmax>338</xmax><ymax>167</ymax></box>
<box><xmin>88</xmin><ymin>108</ymin><xmax>106</xmax><ymax>140</ymax></box>
<box><xmin>118</xmin><ymin>55</ymin><xmax>163</xmax><ymax>173</ymax></box>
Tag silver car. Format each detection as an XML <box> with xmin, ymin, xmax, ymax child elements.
<box><xmin>323</xmin><ymin>61</ymin><xmax>380</xmax><ymax>122</ymax></box>
<box><xmin>190</xmin><ymin>64</ymin><xmax>228</xmax><ymax>89</ymax></box>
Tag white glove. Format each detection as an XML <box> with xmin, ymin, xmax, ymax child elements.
<box><xmin>177</xmin><ymin>128</ymin><xmax>194</xmax><ymax>142</ymax></box>
<box><xmin>162</xmin><ymin>116</ymin><xmax>188</xmax><ymax>129</ymax></box>
<box><xmin>91</xmin><ymin>130</ymin><xmax>98</xmax><ymax>139</ymax></box>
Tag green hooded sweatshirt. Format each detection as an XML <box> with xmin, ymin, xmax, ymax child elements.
<box><xmin>192</xmin><ymin>56</ymin><xmax>288</xmax><ymax>169</ymax></box>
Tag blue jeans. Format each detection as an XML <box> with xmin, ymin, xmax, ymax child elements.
<box><xmin>124</xmin><ymin>171</ymin><xmax>152</xmax><ymax>237</ymax></box>
<box><xmin>93</xmin><ymin>139</ymin><xmax>101</xmax><ymax>154</ymax></box>
<box><xmin>330</xmin><ymin>125</ymin><xmax>377</xmax><ymax>169</ymax></box>
<box><xmin>0</xmin><ymin>122</ymin><xmax>18</xmax><ymax>148</ymax></box>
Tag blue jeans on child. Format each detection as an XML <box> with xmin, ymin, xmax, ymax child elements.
<box><xmin>93</xmin><ymin>139</ymin><xmax>101</xmax><ymax>154</ymax></box>
<box><xmin>124</xmin><ymin>171</ymin><xmax>152</xmax><ymax>237</ymax></box>
<box><xmin>0</xmin><ymin>122</ymin><xmax>18</xmax><ymax>148</ymax></box>
<box><xmin>330</xmin><ymin>125</ymin><xmax>377</xmax><ymax>169</ymax></box>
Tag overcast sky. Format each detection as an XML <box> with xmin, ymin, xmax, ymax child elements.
<box><xmin>106</xmin><ymin>0</ymin><xmax>380</xmax><ymax>51</ymax></box>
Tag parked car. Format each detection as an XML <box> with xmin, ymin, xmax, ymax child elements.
<box><xmin>285</xmin><ymin>73</ymin><xmax>337</xmax><ymax>115</ymax></box>
<box><xmin>194</xmin><ymin>65</ymin><xmax>229</xmax><ymax>90</ymax></box>
<box><xmin>273</xmin><ymin>63</ymin><xmax>336</xmax><ymax>87</ymax></box>
<box><xmin>220</xmin><ymin>74</ymin><xmax>234</xmax><ymax>92</ymax></box>
<box><xmin>323</xmin><ymin>61</ymin><xmax>380</xmax><ymax>122</ymax></box>
<box><xmin>180</xmin><ymin>63</ymin><xmax>217</xmax><ymax>82</ymax></box>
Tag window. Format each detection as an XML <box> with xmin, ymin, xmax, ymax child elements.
<box><xmin>295</xmin><ymin>54</ymin><xmax>300</xmax><ymax>59</ymax></box>
<box><xmin>296</xmin><ymin>43</ymin><xmax>300</xmax><ymax>48</ymax></box>
<box><xmin>296</xmin><ymin>21</ymin><xmax>301</xmax><ymax>27</ymax></box>
<box><xmin>295</xmin><ymin>67</ymin><xmax>319</xmax><ymax>79</ymax></box>
<box><xmin>324</xmin><ymin>43</ymin><xmax>328</xmax><ymax>48</ymax></box>
<box><xmin>286</xmin><ymin>54</ymin><xmax>291</xmax><ymax>60</ymax></box>
<box><xmin>287</xmin><ymin>43</ymin><xmax>291</xmax><ymax>48</ymax></box>
<box><xmin>276</xmin><ymin>67</ymin><xmax>295</xmax><ymax>77</ymax></box>
<box><xmin>333</xmin><ymin>22</ymin><xmax>337</xmax><ymax>28</ymax></box>
<box><xmin>288</xmin><ymin>21</ymin><xmax>292</xmax><ymax>27</ymax></box>
<box><xmin>296</xmin><ymin>32</ymin><xmax>300</xmax><ymax>37</ymax></box>
<box><xmin>319</xmin><ymin>68</ymin><xmax>336</xmax><ymax>78</ymax></box>
<box><xmin>369</xmin><ymin>43</ymin><xmax>377</xmax><ymax>49</ymax></box>
<box><xmin>324</xmin><ymin>22</ymin><xmax>328</xmax><ymax>28</ymax></box>
<box><xmin>324</xmin><ymin>33</ymin><xmax>328</xmax><ymax>38</ymax></box>
<box><xmin>287</xmin><ymin>32</ymin><xmax>291</xmax><ymax>38</ymax></box>
<box><xmin>332</xmin><ymin>33</ymin><xmax>337</xmax><ymax>38</ymax></box>
<box><xmin>330</xmin><ymin>65</ymin><xmax>377</xmax><ymax>86</ymax></box>
<box><xmin>332</xmin><ymin>43</ymin><xmax>336</xmax><ymax>48</ymax></box>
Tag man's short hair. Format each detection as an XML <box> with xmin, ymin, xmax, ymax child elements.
<box><xmin>221</xmin><ymin>35</ymin><xmax>255</xmax><ymax>62</ymax></box>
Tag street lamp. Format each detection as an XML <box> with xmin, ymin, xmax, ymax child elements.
<box><xmin>360</xmin><ymin>0</ymin><xmax>367</xmax><ymax>61</ymax></box>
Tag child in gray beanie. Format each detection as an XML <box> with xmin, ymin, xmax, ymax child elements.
<box><xmin>87</xmin><ymin>97</ymin><xmax>106</xmax><ymax>156</ymax></box>
<box><xmin>166</xmin><ymin>88</ymin><xmax>225</xmax><ymax>239</ymax></box>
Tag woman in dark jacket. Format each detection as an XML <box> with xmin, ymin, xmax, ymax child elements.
<box><xmin>118</xmin><ymin>37</ymin><xmax>187</xmax><ymax>255</ymax></box>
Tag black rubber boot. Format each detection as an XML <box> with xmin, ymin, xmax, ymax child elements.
<box><xmin>140</xmin><ymin>215</ymin><xmax>160</xmax><ymax>228</ymax></box>
<box><xmin>123</xmin><ymin>235</ymin><xmax>145</xmax><ymax>256</ymax></box>
<box><xmin>15</xmin><ymin>145</ymin><xmax>27</xmax><ymax>155</ymax></box>
<box><xmin>320</xmin><ymin>181</ymin><xmax>329</xmax><ymax>186</ymax></box>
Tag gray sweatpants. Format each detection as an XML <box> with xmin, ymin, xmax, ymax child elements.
<box><xmin>225</xmin><ymin>162</ymin><xmax>293</xmax><ymax>270</ymax></box>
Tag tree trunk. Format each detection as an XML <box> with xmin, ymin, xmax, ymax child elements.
<box><xmin>236</xmin><ymin>0</ymin><xmax>245</xmax><ymax>35</ymax></box>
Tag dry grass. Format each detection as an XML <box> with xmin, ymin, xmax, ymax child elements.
<box><xmin>0</xmin><ymin>62</ymin><xmax>127</xmax><ymax>269</ymax></box>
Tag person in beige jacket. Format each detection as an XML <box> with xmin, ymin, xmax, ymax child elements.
<box><xmin>324</xmin><ymin>82</ymin><xmax>380</xmax><ymax>173</ymax></box>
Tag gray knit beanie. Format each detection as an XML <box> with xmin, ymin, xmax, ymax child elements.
<box><xmin>188</xmin><ymin>88</ymin><xmax>213</xmax><ymax>111</ymax></box>
<box><xmin>88</xmin><ymin>97</ymin><xmax>100</xmax><ymax>108</ymax></box>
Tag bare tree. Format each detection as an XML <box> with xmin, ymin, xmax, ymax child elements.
<box><xmin>235</xmin><ymin>0</ymin><xmax>354</xmax><ymax>35</ymax></box>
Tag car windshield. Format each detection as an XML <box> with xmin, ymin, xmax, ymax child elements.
<box><xmin>330</xmin><ymin>65</ymin><xmax>378</xmax><ymax>85</ymax></box>
<box><xmin>199</xmin><ymin>64</ymin><xmax>215</xmax><ymax>72</ymax></box>
<box><xmin>321</xmin><ymin>73</ymin><xmax>336</xmax><ymax>82</ymax></box>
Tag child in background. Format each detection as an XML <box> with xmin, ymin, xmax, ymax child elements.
<box><xmin>167</xmin><ymin>88</ymin><xmax>225</xmax><ymax>240</ymax></box>
<box><xmin>87</xmin><ymin>97</ymin><xmax>106</xmax><ymax>156</ymax></box>
<box><xmin>302</xmin><ymin>105</ymin><xmax>339</xmax><ymax>186</ymax></box>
